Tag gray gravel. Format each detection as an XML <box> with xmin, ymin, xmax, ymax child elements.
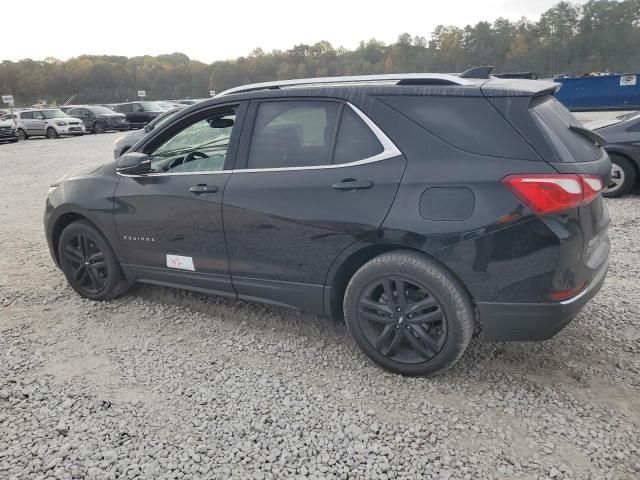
<box><xmin>1</xmin><ymin>134</ymin><xmax>639</xmax><ymax>480</ymax></box>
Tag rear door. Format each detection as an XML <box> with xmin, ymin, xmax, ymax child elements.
<box><xmin>223</xmin><ymin>99</ymin><xmax>406</xmax><ymax>312</ymax></box>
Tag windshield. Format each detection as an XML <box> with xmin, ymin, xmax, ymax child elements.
<box><xmin>151</xmin><ymin>109</ymin><xmax>180</xmax><ymax>129</ymax></box>
<box><xmin>140</xmin><ymin>101</ymin><xmax>164</xmax><ymax>111</ymax></box>
<box><xmin>90</xmin><ymin>106</ymin><xmax>117</xmax><ymax>115</ymax></box>
<box><xmin>42</xmin><ymin>109</ymin><xmax>68</xmax><ymax>119</ymax></box>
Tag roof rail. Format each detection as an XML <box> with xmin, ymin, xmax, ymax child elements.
<box><xmin>459</xmin><ymin>66</ymin><xmax>493</xmax><ymax>79</ymax></box>
<box><xmin>216</xmin><ymin>73</ymin><xmax>474</xmax><ymax>97</ymax></box>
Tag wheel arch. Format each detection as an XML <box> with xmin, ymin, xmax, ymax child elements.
<box><xmin>325</xmin><ymin>242</ymin><xmax>476</xmax><ymax>323</ymax></box>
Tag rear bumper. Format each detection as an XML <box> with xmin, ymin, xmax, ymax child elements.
<box><xmin>477</xmin><ymin>259</ymin><xmax>608</xmax><ymax>341</ymax></box>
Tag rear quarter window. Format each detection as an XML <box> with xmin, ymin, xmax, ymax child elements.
<box><xmin>377</xmin><ymin>95</ymin><xmax>539</xmax><ymax>160</ymax></box>
<box><xmin>530</xmin><ymin>95</ymin><xmax>601</xmax><ymax>162</ymax></box>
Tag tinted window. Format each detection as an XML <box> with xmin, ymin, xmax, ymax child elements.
<box><xmin>379</xmin><ymin>96</ymin><xmax>538</xmax><ymax>160</ymax></box>
<box><xmin>530</xmin><ymin>95</ymin><xmax>601</xmax><ymax>162</ymax></box>
<box><xmin>116</xmin><ymin>104</ymin><xmax>131</xmax><ymax>113</ymax></box>
<box><xmin>33</xmin><ymin>111</ymin><xmax>45</xmax><ymax>120</ymax></box>
<box><xmin>147</xmin><ymin>106</ymin><xmax>237</xmax><ymax>174</ymax></box>
<box><xmin>334</xmin><ymin>107</ymin><xmax>383</xmax><ymax>164</ymax></box>
<box><xmin>20</xmin><ymin>112</ymin><xmax>33</xmax><ymax>119</ymax></box>
<box><xmin>247</xmin><ymin>101</ymin><xmax>340</xmax><ymax>169</ymax></box>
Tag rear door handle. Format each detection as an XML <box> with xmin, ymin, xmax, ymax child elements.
<box><xmin>189</xmin><ymin>184</ymin><xmax>219</xmax><ymax>194</ymax></box>
<box><xmin>331</xmin><ymin>179</ymin><xmax>374</xmax><ymax>190</ymax></box>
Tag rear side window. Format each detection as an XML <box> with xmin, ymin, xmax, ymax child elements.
<box><xmin>20</xmin><ymin>112</ymin><xmax>33</xmax><ymax>119</ymax></box>
<box><xmin>378</xmin><ymin>96</ymin><xmax>538</xmax><ymax>160</ymax></box>
<box><xmin>334</xmin><ymin>107</ymin><xmax>383</xmax><ymax>164</ymax></box>
<box><xmin>530</xmin><ymin>95</ymin><xmax>601</xmax><ymax>162</ymax></box>
<box><xmin>248</xmin><ymin>101</ymin><xmax>340</xmax><ymax>169</ymax></box>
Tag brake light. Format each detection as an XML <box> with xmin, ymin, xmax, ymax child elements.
<box><xmin>501</xmin><ymin>174</ymin><xmax>603</xmax><ymax>215</ymax></box>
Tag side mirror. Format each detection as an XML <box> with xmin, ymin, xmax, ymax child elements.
<box><xmin>209</xmin><ymin>118</ymin><xmax>234</xmax><ymax>128</ymax></box>
<box><xmin>116</xmin><ymin>152</ymin><xmax>152</xmax><ymax>175</ymax></box>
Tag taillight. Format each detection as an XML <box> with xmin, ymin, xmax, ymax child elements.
<box><xmin>501</xmin><ymin>174</ymin><xmax>603</xmax><ymax>215</ymax></box>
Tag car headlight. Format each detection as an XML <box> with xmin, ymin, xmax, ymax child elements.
<box><xmin>55</xmin><ymin>121</ymin><xmax>68</xmax><ymax>126</ymax></box>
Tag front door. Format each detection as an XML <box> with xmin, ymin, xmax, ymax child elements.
<box><xmin>114</xmin><ymin>102</ymin><xmax>246</xmax><ymax>294</ymax></box>
<box><xmin>223</xmin><ymin>99</ymin><xmax>406</xmax><ymax>312</ymax></box>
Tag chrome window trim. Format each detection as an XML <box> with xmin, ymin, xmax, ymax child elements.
<box><xmin>116</xmin><ymin>102</ymin><xmax>402</xmax><ymax>178</ymax></box>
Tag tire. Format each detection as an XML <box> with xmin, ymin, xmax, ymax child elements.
<box><xmin>16</xmin><ymin>129</ymin><xmax>27</xmax><ymax>140</ymax></box>
<box><xmin>46</xmin><ymin>127</ymin><xmax>59</xmax><ymax>139</ymax></box>
<box><xmin>343</xmin><ymin>251</ymin><xmax>474</xmax><ymax>376</ymax></box>
<box><xmin>93</xmin><ymin>121</ymin><xmax>105</xmax><ymax>134</ymax></box>
<box><xmin>57</xmin><ymin>220</ymin><xmax>129</xmax><ymax>301</ymax></box>
<box><xmin>603</xmin><ymin>154</ymin><xmax>637</xmax><ymax>198</ymax></box>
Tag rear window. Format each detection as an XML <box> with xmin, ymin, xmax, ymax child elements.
<box><xmin>378</xmin><ymin>95</ymin><xmax>538</xmax><ymax>160</ymax></box>
<box><xmin>530</xmin><ymin>95</ymin><xmax>601</xmax><ymax>162</ymax></box>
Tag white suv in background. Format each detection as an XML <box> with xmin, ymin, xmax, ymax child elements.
<box><xmin>13</xmin><ymin>109</ymin><xmax>85</xmax><ymax>139</ymax></box>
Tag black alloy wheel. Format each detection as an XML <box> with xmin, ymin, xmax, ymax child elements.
<box><xmin>16</xmin><ymin>129</ymin><xmax>27</xmax><ymax>140</ymax></box>
<box><xmin>343</xmin><ymin>251</ymin><xmax>474</xmax><ymax>376</ymax></box>
<box><xmin>94</xmin><ymin>121</ymin><xmax>105</xmax><ymax>133</ymax></box>
<box><xmin>57</xmin><ymin>220</ymin><xmax>129</xmax><ymax>300</ymax></box>
<box><xmin>62</xmin><ymin>233</ymin><xmax>108</xmax><ymax>295</ymax></box>
<box><xmin>357</xmin><ymin>276</ymin><xmax>447</xmax><ymax>364</ymax></box>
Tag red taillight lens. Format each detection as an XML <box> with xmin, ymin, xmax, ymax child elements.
<box><xmin>549</xmin><ymin>281</ymin><xmax>588</xmax><ymax>301</ymax></box>
<box><xmin>502</xmin><ymin>174</ymin><xmax>603</xmax><ymax>215</ymax></box>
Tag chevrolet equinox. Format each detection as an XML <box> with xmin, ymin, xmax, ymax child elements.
<box><xmin>44</xmin><ymin>68</ymin><xmax>611</xmax><ymax>376</ymax></box>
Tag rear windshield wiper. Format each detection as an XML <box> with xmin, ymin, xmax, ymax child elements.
<box><xmin>569</xmin><ymin>124</ymin><xmax>607</xmax><ymax>146</ymax></box>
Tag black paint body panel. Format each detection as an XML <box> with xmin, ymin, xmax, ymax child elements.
<box><xmin>44</xmin><ymin>78</ymin><xmax>611</xmax><ymax>340</ymax></box>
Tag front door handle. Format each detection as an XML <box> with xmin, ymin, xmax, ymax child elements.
<box><xmin>331</xmin><ymin>179</ymin><xmax>374</xmax><ymax>190</ymax></box>
<box><xmin>189</xmin><ymin>184</ymin><xmax>219</xmax><ymax>194</ymax></box>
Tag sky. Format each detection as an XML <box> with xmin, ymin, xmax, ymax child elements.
<box><xmin>2</xmin><ymin>0</ymin><xmax>587</xmax><ymax>63</ymax></box>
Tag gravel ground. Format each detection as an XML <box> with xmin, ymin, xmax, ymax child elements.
<box><xmin>0</xmin><ymin>134</ymin><xmax>639</xmax><ymax>480</ymax></box>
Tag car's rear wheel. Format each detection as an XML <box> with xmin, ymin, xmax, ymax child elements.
<box><xmin>343</xmin><ymin>251</ymin><xmax>474</xmax><ymax>376</ymax></box>
<box><xmin>16</xmin><ymin>129</ymin><xmax>27</xmax><ymax>140</ymax></box>
<box><xmin>604</xmin><ymin>154</ymin><xmax>636</xmax><ymax>198</ymax></box>
<box><xmin>46</xmin><ymin>127</ymin><xmax>59</xmax><ymax>139</ymax></box>
<box><xmin>57</xmin><ymin>220</ymin><xmax>129</xmax><ymax>301</ymax></box>
<box><xmin>93</xmin><ymin>121</ymin><xmax>105</xmax><ymax>134</ymax></box>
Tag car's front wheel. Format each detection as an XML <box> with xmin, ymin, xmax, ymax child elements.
<box><xmin>343</xmin><ymin>251</ymin><xmax>474</xmax><ymax>376</ymax></box>
<box><xmin>46</xmin><ymin>127</ymin><xmax>59</xmax><ymax>139</ymax></box>
<box><xmin>57</xmin><ymin>220</ymin><xmax>129</xmax><ymax>301</ymax></box>
<box><xmin>604</xmin><ymin>154</ymin><xmax>636</xmax><ymax>198</ymax></box>
<box><xmin>93</xmin><ymin>121</ymin><xmax>105</xmax><ymax>134</ymax></box>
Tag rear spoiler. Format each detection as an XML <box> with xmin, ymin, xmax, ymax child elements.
<box><xmin>569</xmin><ymin>125</ymin><xmax>607</xmax><ymax>146</ymax></box>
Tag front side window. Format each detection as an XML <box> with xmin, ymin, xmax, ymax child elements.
<box><xmin>247</xmin><ymin>101</ymin><xmax>340</xmax><ymax>169</ymax></box>
<box><xmin>32</xmin><ymin>111</ymin><xmax>45</xmax><ymax>120</ymax></box>
<box><xmin>146</xmin><ymin>106</ymin><xmax>237</xmax><ymax>174</ymax></box>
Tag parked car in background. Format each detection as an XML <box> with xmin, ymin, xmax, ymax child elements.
<box><xmin>585</xmin><ymin>111</ymin><xmax>640</xmax><ymax>197</ymax></box>
<box><xmin>13</xmin><ymin>108</ymin><xmax>85</xmax><ymax>139</ymax></box>
<box><xmin>174</xmin><ymin>98</ymin><xmax>208</xmax><ymax>106</ymax></box>
<box><xmin>112</xmin><ymin>101</ymin><xmax>165</xmax><ymax>128</ymax></box>
<box><xmin>59</xmin><ymin>106</ymin><xmax>75</xmax><ymax>113</ymax></box>
<box><xmin>45</xmin><ymin>72</ymin><xmax>610</xmax><ymax>376</ymax></box>
<box><xmin>113</xmin><ymin>107</ymin><xmax>181</xmax><ymax>158</ymax></box>
<box><xmin>157</xmin><ymin>101</ymin><xmax>183</xmax><ymax>110</ymax></box>
<box><xmin>67</xmin><ymin>105</ymin><xmax>130</xmax><ymax>133</ymax></box>
<box><xmin>0</xmin><ymin>117</ymin><xmax>18</xmax><ymax>143</ymax></box>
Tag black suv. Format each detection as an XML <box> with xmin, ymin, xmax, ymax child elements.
<box><xmin>111</xmin><ymin>101</ymin><xmax>165</xmax><ymax>128</ymax></box>
<box><xmin>44</xmin><ymin>70</ymin><xmax>611</xmax><ymax>376</ymax></box>
<box><xmin>67</xmin><ymin>105</ymin><xmax>130</xmax><ymax>133</ymax></box>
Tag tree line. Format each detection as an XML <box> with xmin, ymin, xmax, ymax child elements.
<box><xmin>1</xmin><ymin>0</ymin><xmax>639</xmax><ymax>106</ymax></box>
